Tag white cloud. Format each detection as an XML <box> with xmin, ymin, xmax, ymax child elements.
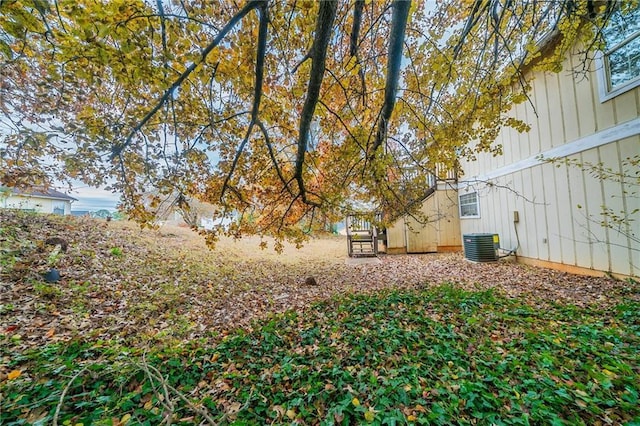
<box><xmin>68</xmin><ymin>185</ymin><xmax>121</xmax><ymax>212</ymax></box>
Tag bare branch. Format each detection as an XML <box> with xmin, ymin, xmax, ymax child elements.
<box><xmin>257</xmin><ymin>119</ymin><xmax>291</xmax><ymax>193</ymax></box>
<box><xmin>291</xmin><ymin>49</ymin><xmax>312</xmax><ymax>74</ymax></box>
<box><xmin>52</xmin><ymin>366</ymin><xmax>89</xmax><ymax>426</ymax></box>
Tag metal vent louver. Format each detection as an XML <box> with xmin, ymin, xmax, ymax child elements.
<box><xmin>463</xmin><ymin>233</ymin><xmax>499</xmax><ymax>262</ymax></box>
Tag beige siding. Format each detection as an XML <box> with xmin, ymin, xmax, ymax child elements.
<box><xmin>460</xmin><ymin>48</ymin><xmax>640</xmax><ymax>277</ymax></box>
<box><xmin>385</xmin><ymin>189</ymin><xmax>462</xmax><ymax>254</ymax></box>
<box><xmin>581</xmin><ymin>148</ymin><xmax>610</xmax><ymax>271</ymax></box>
<box><xmin>411</xmin><ymin>193</ymin><xmax>439</xmax><ymax>252</ymax></box>
<box><xmin>566</xmin><ymin>152</ymin><xmax>591</xmax><ymax>268</ymax></box>
<box><xmin>2</xmin><ymin>195</ymin><xmax>72</xmax><ymax>215</ymax></box>
<box><xmin>546</xmin><ymin>72</ymin><xmax>565</xmax><ymax>149</ymax></box>
<box><xmin>435</xmin><ymin>189</ymin><xmax>462</xmax><ymax>248</ymax></box>
<box><xmin>3</xmin><ymin>195</ymin><xmax>52</xmax><ymax>212</ymax></box>
<box><xmin>386</xmin><ymin>216</ymin><xmax>406</xmax><ymax>252</ymax></box>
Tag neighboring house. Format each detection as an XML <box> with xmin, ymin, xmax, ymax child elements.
<box><xmin>147</xmin><ymin>192</ymin><xmax>219</xmax><ymax>228</ymax></box>
<box><xmin>0</xmin><ymin>187</ymin><xmax>77</xmax><ymax>215</ymax></box>
<box><xmin>458</xmin><ymin>8</ymin><xmax>640</xmax><ymax>278</ymax></box>
<box><xmin>385</xmin><ymin>168</ymin><xmax>462</xmax><ymax>254</ymax></box>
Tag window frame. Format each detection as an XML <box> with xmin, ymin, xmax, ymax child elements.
<box><xmin>52</xmin><ymin>201</ymin><xmax>66</xmax><ymax>215</ymax></box>
<box><xmin>596</xmin><ymin>7</ymin><xmax>640</xmax><ymax>102</ymax></box>
<box><xmin>459</xmin><ymin>191</ymin><xmax>480</xmax><ymax>219</ymax></box>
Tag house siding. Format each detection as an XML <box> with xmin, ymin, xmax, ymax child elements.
<box><xmin>459</xmin><ymin>49</ymin><xmax>640</xmax><ymax>277</ymax></box>
<box><xmin>2</xmin><ymin>194</ymin><xmax>73</xmax><ymax>215</ymax></box>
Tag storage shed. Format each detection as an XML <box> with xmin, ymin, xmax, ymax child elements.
<box><xmin>385</xmin><ymin>184</ymin><xmax>461</xmax><ymax>254</ymax></box>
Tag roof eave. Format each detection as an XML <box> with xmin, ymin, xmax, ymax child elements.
<box><xmin>8</xmin><ymin>192</ymin><xmax>78</xmax><ymax>202</ymax></box>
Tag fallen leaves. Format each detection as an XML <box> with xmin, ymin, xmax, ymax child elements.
<box><xmin>285</xmin><ymin>408</ymin><xmax>296</xmax><ymax>420</ymax></box>
<box><xmin>7</xmin><ymin>369</ymin><xmax>21</xmax><ymax>380</ymax></box>
<box><xmin>363</xmin><ymin>409</ymin><xmax>375</xmax><ymax>422</ymax></box>
<box><xmin>2</xmin><ymin>284</ymin><xmax>639</xmax><ymax>424</ymax></box>
<box><xmin>1</xmin><ymin>209</ymin><xmax>638</xmax><ymax>358</ymax></box>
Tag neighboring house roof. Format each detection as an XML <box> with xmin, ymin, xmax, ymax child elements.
<box><xmin>1</xmin><ymin>186</ymin><xmax>78</xmax><ymax>202</ymax></box>
<box><xmin>71</xmin><ymin>210</ymin><xmax>92</xmax><ymax>216</ymax></box>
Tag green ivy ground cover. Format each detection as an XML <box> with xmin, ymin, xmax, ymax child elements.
<box><xmin>2</xmin><ymin>285</ymin><xmax>639</xmax><ymax>425</ymax></box>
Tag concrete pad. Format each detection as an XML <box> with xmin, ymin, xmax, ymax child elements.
<box><xmin>345</xmin><ymin>256</ymin><xmax>382</xmax><ymax>265</ymax></box>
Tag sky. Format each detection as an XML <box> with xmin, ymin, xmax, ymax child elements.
<box><xmin>67</xmin><ymin>184</ymin><xmax>120</xmax><ymax>212</ymax></box>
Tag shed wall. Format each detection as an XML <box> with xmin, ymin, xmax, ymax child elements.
<box><xmin>386</xmin><ymin>189</ymin><xmax>462</xmax><ymax>254</ymax></box>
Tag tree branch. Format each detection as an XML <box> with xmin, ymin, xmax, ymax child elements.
<box><xmin>369</xmin><ymin>0</ymin><xmax>411</xmax><ymax>159</ymax></box>
<box><xmin>291</xmin><ymin>49</ymin><xmax>313</xmax><ymax>74</ymax></box>
<box><xmin>111</xmin><ymin>0</ymin><xmax>265</xmax><ymax>160</ymax></box>
<box><xmin>452</xmin><ymin>0</ymin><xmax>489</xmax><ymax>61</ymax></box>
<box><xmin>220</xmin><ymin>1</ymin><xmax>269</xmax><ymax>201</ymax></box>
<box><xmin>349</xmin><ymin>0</ymin><xmax>364</xmax><ymax>57</ymax></box>
<box><xmin>294</xmin><ymin>0</ymin><xmax>338</xmax><ymax>207</ymax></box>
<box><xmin>257</xmin><ymin>119</ymin><xmax>292</xmax><ymax>193</ymax></box>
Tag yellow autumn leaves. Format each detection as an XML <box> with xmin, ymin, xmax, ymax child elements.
<box><xmin>7</xmin><ymin>369</ymin><xmax>21</xmax><ymax>380</ymax></box>
<box><xmin>351</xmin><ymin>397</ymin><xmax>381</xmax><ymax>422</ymax></box>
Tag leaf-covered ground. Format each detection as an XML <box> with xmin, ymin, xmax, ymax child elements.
<box><xmin>1</xmin><ymin>211</ymin><xmax>639</xmax><ymax>424</ymax></box>
<box><xmin>1</xmin><ymin>210</ymin><xmax>636</xmax><ymax>350</ymax></box>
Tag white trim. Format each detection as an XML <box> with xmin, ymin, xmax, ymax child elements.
<box><xmin>459</xmin><ymin>191</ymin><xmax>480</xmax><ymax>219</ymax></box>
<box><xmin>52</xmin><ymin>200</ymin><xmax>66</xmax><ymax>215</ymax></box>
<box><xmin>10</xmin><ymin>193</ymin><xmax>76</xmax><ymax>202</ymax></box>
<box><xmin>596</xmin><ymin>51</ymin><xmax>640</xmax><ymax>102</ymax></box>
<box><xmin>596</xmin><ymin>3</ymin><xmax>640</xmax><ymax>102</ymax></box>
<box><xmin>461</xmin><ymin>117</ymin><xmax>640</xmax><ymax>183</ymax></box>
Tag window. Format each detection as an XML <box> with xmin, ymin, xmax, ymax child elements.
<box><xmin>52</xmin><ymin>201</ymin><xmax>65</xmax><ymax>215</ymax></box>
<box><xmin>459</xmin><ymin>192</ymin><xmax>479</xmax><ymax>218</ymax></box>
<box><xmin>598</xmin><ymin>5</ymin><xmax>640</xmax><ymax>100</ymax></box>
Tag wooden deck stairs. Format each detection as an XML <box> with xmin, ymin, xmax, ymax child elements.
<box><xmin>346</xmin><ymin>214</ymin><xmax>379</xmax><ymax>257</ymax></box>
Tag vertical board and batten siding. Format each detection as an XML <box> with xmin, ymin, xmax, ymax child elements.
<box><xmin>386</xmin><ymin>189</ymin><xmax>461</xmax><ymax>253</ymax></box>
<box><xmin>385</xmin><ymin>216</ymin><xmax>406</xmax><ymax>252</ymax></box>
<box><xmin>435</xmin><ymin>188</ymin><xmax>462</xmax><ymax>248</ymax></box>
<box><xmin>459</xmin><ymin>50</ymin><xmax>640</xmax><ymax>277</ymax></box>
<box><xmin>405</xmin><ymin>212</ymin><xmax>438</xmax><ymax>253</ymax></box>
